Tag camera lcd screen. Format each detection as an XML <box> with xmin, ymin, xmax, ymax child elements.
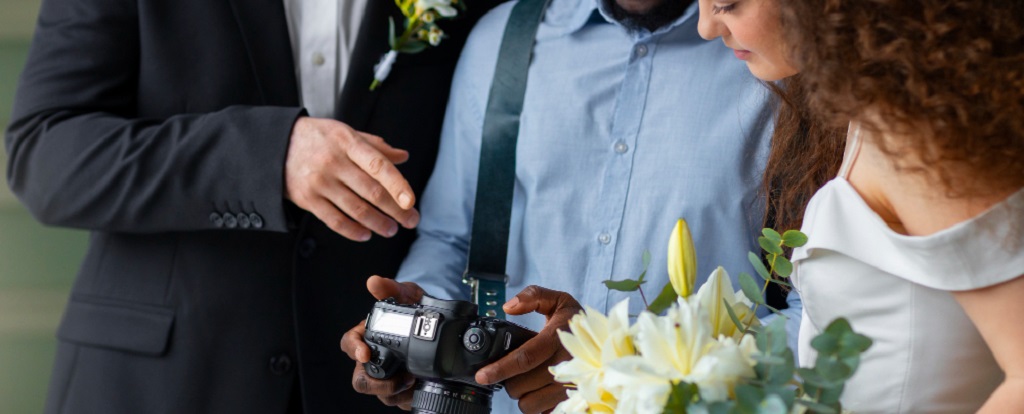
<box><xmin>370</xmin><ymin>309</ymin><xmax>413</xmax><ymax>337</ymax></box>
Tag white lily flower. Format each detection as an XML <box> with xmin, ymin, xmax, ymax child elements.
<box><xmin>631</xmin><ymin>302</ymin><xmax>715</xmax><ymax>382</ymax></box>
<box><xmin>688</xmin><ymin>266</ymin><xmax>759</xmax><ymax>340</ymax></box>
<box><xmin>623</xmin><ymin>302</ymin><xmax>758</xmax><ymax>406</ymax></box>
<box><xmin>551</xmin><ymin>389</ymin><xmax>592</xmax><ymax>414</ymax></box>
<box><xmin>415</xmin><ymin>0</ymin><xmax>457</xmax><ymax>18</ymax></box>
<box><xmin>550</xmin><ymin>299</ymin><xmax>635</xmax><ymax>412</ymax></box>
<box><xmin>603</xmin><ymin>356</ymin><xmax>675</xmax><ymax>414</ymax></box>
<box><xmin>686</xmin><ymin>334</ymin><xmax>758</xmax><ymax>402</ymax></box>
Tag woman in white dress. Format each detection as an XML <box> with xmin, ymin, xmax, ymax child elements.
<box><xmin>695</xmin><ymin>1</ymin><xmax>1024</xmax><ymax>412</ymax></box>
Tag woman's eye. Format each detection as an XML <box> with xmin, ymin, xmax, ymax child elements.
<box><xmin>712</xmin><ymin>3</ymin><xmax>736</xmax><ymax>14</ymax></box>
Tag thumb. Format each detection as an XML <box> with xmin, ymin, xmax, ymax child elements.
<box><xmin>366</xmin><ymin>275</ymin><xmax>424</xmax><ymax>304</ymax></box>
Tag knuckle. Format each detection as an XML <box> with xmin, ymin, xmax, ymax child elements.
<box><xmin>349</xmin><ymin>202</ymin><xmax>372</xmax><ymax>221</ymax></box>
<box><xmin>367</xmin><ymin>156</ymin><xmax>387</xmax><ymax>175</ymax></box>
<box><xmin>352</xmin><ymin>371</ymin><xmax>371</xmax><ymax>394</ymax></box>
<box><xmin>307</xmin><ymin>172</ymin><xmax>328</xmax><ymax>188</ymax></box>
<box><xmin>521</xmin><ymin>285</ymin><xmax>542</xmax><ymax>299</ymax></box>
<box><xmin>369</xmin><ymin>185</ymin><xmax>389</xmax><ymax>204</ymax></box>
<box><xmin>327</xmin><ymin>217</ymin><xmax>348</xmax><ymax>232</ymax></box>
<box><xmin>516</xmin><ymin>349</ymin><xmax>535</xmax><ymax>372</ymax></box>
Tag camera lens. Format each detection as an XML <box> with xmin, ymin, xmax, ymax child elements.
<box><xmin>411</xmin><ymin>379</ymin><xmax>492</xmax><ymax>414</ymax></box>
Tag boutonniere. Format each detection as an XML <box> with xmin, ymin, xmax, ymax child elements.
<box><xmin>370</xmin><ymin>0</ymin><xmax>466</xmax><ymax>90</ymax></box>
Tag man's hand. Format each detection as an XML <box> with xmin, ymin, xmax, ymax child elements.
<box><xmin>285</xmin><ymin>117</ymin><xmax>420</xmax><ymax>241</ymax></box>
<box><xmin>340</xmin><ymin>276</ymin><xmax>426</xmax><ymax>410</ymax></box>
<box><xmin>475</xmin><ymin>286</ymin><xmax>582</xmax><ymax>414</ymax></box>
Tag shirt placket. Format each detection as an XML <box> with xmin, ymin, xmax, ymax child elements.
<box><xmin>584</xmin><ymin>35</ymin><xmax>657</xmax><ymax>313</ymax></box>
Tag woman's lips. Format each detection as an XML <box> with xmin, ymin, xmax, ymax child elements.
<box><xmin>733</xmin><ymin>49</ymin><xmax>751</xmax><ymax>60</ymax></box>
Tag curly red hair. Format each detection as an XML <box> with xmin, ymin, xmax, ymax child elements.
<box><xmin>779</xmin><ymin>0</ymin><xmax>1024</xmax><ymax>197</ymax></box>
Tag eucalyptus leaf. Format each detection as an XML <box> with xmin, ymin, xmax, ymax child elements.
<box><xmin>781</xmin><ymin>230</ymin><xmax>809</xmax><ymax>248</ymax></box>
<box><xmin>767</xmin><ymin>278</ymin><xmax>792</xmax><ymax>288</ymax></box>
<box><xmin>761</xmin><ymin>228</ymin><xmax>783</xmax><ymax>244</ymax></box>
<box><xmin>748</xmin><ymin>252</ymin><xmax>771</xmax><ymax>280</ymax></box>
<box><xmin>762</xmin><ymin>386</ymin><xmax>796</xmax><ymax>410</ymax></box>
<box><xmin>840</xmin><ymin>332</ymin><xmax>873</xmax><ymax>353</ymax></box>
<box><xmin>759</xmin><ymin>237</ymin><xmax>784</xmax><ymax>255</ymax></box>
<box><xmin>388</xmin><ymin>17</ymin><xmax>397</xmax><ymax>49</ymax></box>
<box><xmin>724</xmin><ymin>297</ymin><xmax>748</xmax><ymax>333</ymax></box>
<box><xmin>647</xmin><ymin>282</ymin><xmax>678</xmax><ymax>314</ymax></box>
<box><xmin>814</xmin><ymin>357</ymin><xmax>852</xmax><ymax>382</ymax></box>
<box><xmin>795</xmin><ymin>399</ymin><xmax>838</xmax><ymax>414</ymax></box>
<box><xmin>734</xmin><ymin>384</ymin><xmax>765</xmax><ymax>411</ymax></box>
<box><xmin>773</xmin><ymin>256</ymin><xmax>793</xmax><ymax>278</ymax></box>
<box><xmin>823</xmin><ymin>318</ymin><xmax>853</xmax><ymax>336</ymax></box>
<box><xmin>739</xmin><ymin>272</ymin><xmax>765</xmax><ymax>305</ymax></box>
<box><xmin>757</xmin><ymin>394</ymin><xmax>788</xmax><ymax>414</ymax></box>
<box><xmin>810</xmin><ymin>333</ymin><xmax>839</xmax><ymax>354</ymax></box>
<box><xmin>643</xmin><ymin>250</ymin><xmax>652</xmax><ymax>269</ymax></box>
<box><xmin>663</xmin><ymin>381</ymin><xmax>699</xmax><ymax>413</ymax></box>
<box><xmin>398</xmin><ymin>40</ymin><xmax>428</xmax><ymax>53</ymax></box>
<box><xmin>603</xmin><ymin>278</ymin><xmax>644</xmax><ymax>292</ymax></box>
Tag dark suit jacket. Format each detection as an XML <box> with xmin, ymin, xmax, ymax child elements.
<box><xmin>5</xmin><ymin>0</ymin><xmax>499</xmax><ymax>412</ymax></box>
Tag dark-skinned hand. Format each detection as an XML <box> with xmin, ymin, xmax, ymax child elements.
<box><xmin>474</xmin><ymin>285</ymin><xmax>582</xmax><ymax>414</ymax></box>
<box><xmin>340</xmin><ymin>276</ymin><xmax>425</xmax><ymax>410</ymax></box>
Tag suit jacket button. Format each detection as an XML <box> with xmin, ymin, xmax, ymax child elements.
<box><xmin>223</xmin><ymin>213</ymin><xmax>238</xmax><ymax>228</ymax></box>
<box><xmin>237</xmin><ymin>213</ymin><xmax>251</xmax><ymax>229</ymax></box>
<box><xmin>298</xmin><ymin>238</ymin><xmax>316</xmax><ymax>258</ymax></box>
<box><xmin>269</xmin><ymin>354</ymin><xmax>292</xmax><ymax>376</ymax></box>
<box><xmin>209</xmin><ymin>212</ymin><xmax>224</xmax><ymax>227</ymax></box>
<box><xmin>249</xmin><ymin>213</ymin><xmax>264</xmax><ymax>229</ymax></box>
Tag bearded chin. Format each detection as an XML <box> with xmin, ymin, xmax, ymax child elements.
<box><xmin>602</xmin><ymin>0</ymin><xmax>692</xmax><ymax>32</ymax></box>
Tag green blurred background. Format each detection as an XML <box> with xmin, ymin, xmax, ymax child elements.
<box><xmin>1</xmin><ymin>0</ymin><xmax>91</xmax><ymax>411</ymax></box>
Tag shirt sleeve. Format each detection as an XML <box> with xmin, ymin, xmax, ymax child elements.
<box><xmin>760</xmin><ymin>289</ymin><xmax>803</xmax><ymax>360</ymax></box>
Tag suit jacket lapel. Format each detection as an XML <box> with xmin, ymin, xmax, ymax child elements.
<box><xmin>227</xmin><ymin>0</ymin><xmax>300</xmax><ymax>107</ymax></box>
<box><xmin>337</xmin><ymin>0</ymin><xmax>402</xmax><ymax>128</ymax></box>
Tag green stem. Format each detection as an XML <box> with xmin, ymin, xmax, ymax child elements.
<box><xmin>740</xmin><ymin>240</ymin><xmax>785</xmax><ymax>336</ymax></box>
<box><xmin>394</xmin><ymin>17</ymin><xmax>425</xmax><ymax>51</ymax></box>
<box><xmin>638</xmin><ymin>286</ymin><xmax>649</xmax><ymax>308</ymax></box>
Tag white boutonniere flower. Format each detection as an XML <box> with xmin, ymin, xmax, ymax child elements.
<box><xmin>371</xmin><ymin>0</ymin><xmax>465</xmax><ymax>90</ymax></box>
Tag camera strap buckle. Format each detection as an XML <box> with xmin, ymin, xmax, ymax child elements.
<box><xmin>463</xmin><ymin>271</ymin><xmax>509</xmax><ymax>318</ymax></box>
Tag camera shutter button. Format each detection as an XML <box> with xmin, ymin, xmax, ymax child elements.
<box><xmin>463</xmin><ymin>327</ymin><xmax>488</xmax><ymax>352</ymax></box>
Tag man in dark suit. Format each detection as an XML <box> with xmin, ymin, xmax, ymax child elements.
<box><xmin>5</xmin><ymin>0</ymin><xmax>499</xmax><ymax>412</ymax></box>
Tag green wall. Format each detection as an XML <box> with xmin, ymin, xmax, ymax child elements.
<box><xmin>1</xmin><ymin>0</ymin><xmax>90</xmax><ymax>411</ymax></box>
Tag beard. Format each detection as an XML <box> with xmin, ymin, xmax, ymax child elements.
<box><xmin>602</xmin><ymin>0</ymin><xmax>693</xmax><ymax>32</ymax></box>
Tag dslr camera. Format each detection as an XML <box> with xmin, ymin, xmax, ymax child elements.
<box><xmin>362</xmin><ymin>295</ymin><xmax>536</xmax><ymax>414</ymax></box>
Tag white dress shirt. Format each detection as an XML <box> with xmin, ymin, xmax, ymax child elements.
<box><xmin>282</xmin><ymin>0</ymin><xmax>370</xmax><ymax>118</ymax></box>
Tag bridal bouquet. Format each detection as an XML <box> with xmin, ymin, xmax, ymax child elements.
<box><xmin>550</xmin><ymin>220</ymin><xmax>871</xmax><ymax>414</ymax></box>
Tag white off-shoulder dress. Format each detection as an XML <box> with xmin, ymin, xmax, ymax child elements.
<box><xmin>790</xmin><ymin>126</ymin><xmax>1024</xmax><ymax>413</ymax></box>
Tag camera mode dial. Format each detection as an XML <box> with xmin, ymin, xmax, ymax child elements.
<box><xmin>462</xmin><ymin>327</ymin><xmax>489</xmax><ymax>352</ymax></box>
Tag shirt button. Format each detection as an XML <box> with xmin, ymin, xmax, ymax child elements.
<box><xmin>209</xmin><ymin>212</ymin><xmax>224</xmax><ymax>228</ymax></box>
<box><xmin>614</xmin><ymin>141</ymin><xmax>629</xmax><ymax>154</ymax></box>
<box><xmin>598</xmin><ymin>233</ymin><xmax>611</xmax><ymax>245</ymax></box>
<box><xmin>635</xmin><ymin>44</ymin><xmax>648</xmax><ymax>58</ymax></box>
<box><xmin>269</xmin><ymin>354</ymin><xmax>293</xmax><ymax>376</ymax></box>
<box><xmin>298</xmin><ymin>237</ymin><xmax>316</xmax><ymax>258</ymax></box>
<box><xmin>223</xmin><ymin>213</ymin><xmax>238</xmax><ymax>228</ymax></box>
<box><xmin>312</xmin><ymin>52</ymin><xmax>325</xmax><ymax>66</ymax></box>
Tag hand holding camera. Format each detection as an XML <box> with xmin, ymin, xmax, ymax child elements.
<box><xmin>475</xmin><ymin>286</ymin><xmax>580</xmax><ymax>414</ymax></box>
<box><xmin>341</xmin><ymin>278</ymin><xmax>580</xmax><ymax>413</ymax></box>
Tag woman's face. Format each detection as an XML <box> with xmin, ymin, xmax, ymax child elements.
<box><xmin>696</xmin><ymin>0</ymin><xmax>798</xmax><ymax>81</ymax></box>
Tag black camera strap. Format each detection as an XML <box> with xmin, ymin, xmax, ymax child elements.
<box><xmin>463</xmin><ymin>0</ymin><xmax>550</xmax><ymax>319</ymax></box>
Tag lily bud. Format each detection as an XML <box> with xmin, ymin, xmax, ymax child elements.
<box><xmin>667</xmin><ymin>218</ymin><xmax>697</xmax><ymax>298</ymax></box>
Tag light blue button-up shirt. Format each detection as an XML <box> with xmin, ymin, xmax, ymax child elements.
<box><xmin>398</xmin><ymin>0</ymin><xmax>798</xmax><ymax>409</ymax></box>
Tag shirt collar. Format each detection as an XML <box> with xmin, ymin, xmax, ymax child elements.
<box><xmin>545</xmin><ymin>0</ymin><xmax>699</xmax><ymax>38</ymax></box>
